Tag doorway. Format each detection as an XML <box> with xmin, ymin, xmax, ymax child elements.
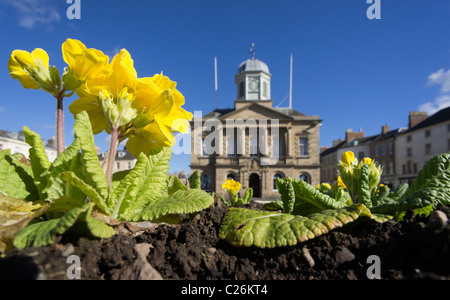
<box><xmin>249</xmin><ymin>173</ymin><xmax>261</xmax><ymax>198</ymax></box>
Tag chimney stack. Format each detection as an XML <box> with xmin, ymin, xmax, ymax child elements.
<box><xmin>408</xmin><ymin>111</ymin><xmax>428</xmax><ymax>128</ymax></box>
<box><xmin>382</xmin><ymin>123</ymin><xmax>390</xmax><ymax>135</ymax></box>
<box><xmin>345</xmin><ymin>128</ymin><xmax>365</xmax><ymax>142</ymax></box>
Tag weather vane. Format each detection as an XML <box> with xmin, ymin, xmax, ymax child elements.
<box><xmin>250</xmin><ymin>43</ymin><xmax>256</xmax><ymax>59</ymax></box>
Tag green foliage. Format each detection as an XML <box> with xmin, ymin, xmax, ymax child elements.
<box><xmin>276</xmin><ymin>179</ymin><xmax>295</xmax><ymax>214</ymax></box>
<box><xmin>220</xmin><ymin>152</ymin><xmax>450</xmax><ymax>249</ymax></box>
<box><xmin>0</xmin><ymin>150</ymin><xmax>38</xmax><ymax>201</ymax></box>
<box><xmin>221</xmin><ymin>188</ymin><xmax>254</xmax><ymax>207</ymax></box>
<box><xmin>402</xmin><ymin>152</ymin><xmax>450</xmax><ymax>208</ymax></box>
<box><xmin>219</xmin><ymin>205</ymin><xmax>366</xmax><ymax>248</ymax></box>
<box><xmin>188</xmin><ymin>171</ymin><xmax>201</xmax><ymax>190</ymax></box>
<box><xmin>0</xmin><ymin>111</ymin><xmax>214</xmax><ymax>250</ymax></box>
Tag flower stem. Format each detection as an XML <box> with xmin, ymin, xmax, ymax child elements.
<box><xmin>56</xmin><ymin>94</ymin><xmax>65</xmax><ymax>155</ymax></box>
<box><xmin>105</xmin><ymin>126</ymin><xmax>119</xmax><ymax>189</ymax></box>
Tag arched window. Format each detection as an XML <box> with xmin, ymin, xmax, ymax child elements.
<box><xmin>201</xmin><ymin>174</ymin><xmax>211</xmax><ymax>191</ymax></box>
<box><xmin>299</xmin><ymin>173</ymin><xmax>311</xmax><ymax>184</ymax></box>
<box><xmin>227</xmin><ymin>173</ymin><xmax>236</xmax><ymax>181</ymax></box>
<box><xmin>273</xmin><ymin>173</ymin><xmax>284</xmax><ymax>190</ymax></box>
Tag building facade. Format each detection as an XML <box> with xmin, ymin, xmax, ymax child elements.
<box><xmin>395</xmin><ymin>107</ymin><xmax>450</xmax><ymax>186</ymax></box>
<box><xmin>98</xmin><ymin>148</ymin><xmax>137</xmax><ymax>172</ymax></box>
<box><xmin>190</xmin><ymin>57</ymin><xmax>321</xmax><ymax>199</ymax></box>
<box><xmin>0</xmin><ymin>130</ymin><xmax>57</xmax><ymax>162</ymax></box>
<box><xmin>321</xmin><ymin>107</ymin><xmax>450</xmax><ymax>188</ymax></box>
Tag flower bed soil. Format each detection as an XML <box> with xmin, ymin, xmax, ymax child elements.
<box><xmin>1</xmin><ymin>203</ymin><xmax>450</xmax><ymax>280</ymax></box>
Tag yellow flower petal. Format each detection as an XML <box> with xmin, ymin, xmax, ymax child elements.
<box><xmin>8</xmin><ymin>50</ymin><xmax>39</xmax><ymax>89</ymax></box>
<box><xmin>341</xmin><ymin>151</ymin><xmax>357</xmax><ymax>165</ymax></box>
<box><xmin>62</xmin><ymin>39</ymin><xmax>110</xmax><ymax>88</ymax></box>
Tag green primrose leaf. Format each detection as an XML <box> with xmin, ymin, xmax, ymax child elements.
<box><xmin>188</xmin><ymin>171</ymin><xmax>200</xmax><ymax>190</ymax></box>
<box><xmin>276</xmin><ymin>178</ymin><xmax>295</xmax><ymax>214</ymax></box>
<box><xmin>166</xmin><ymin>175</ymin><xmax>188</xmax><ymax>195</ymax></box>
<box><xmin>219</xmin><ymin>205</ymin><xmax>365</xmax><ymax>248</ymax></box>
<box><xmin>289</xmin><ymin>178</ymin><xmax>346</xmax><ymax>210</ymax></box>
<box><xmin>60</xmin><ymin>171</ymin><xmax>109</xmax><ymax>215</ymax></box>
<box><xmin>22</xmin><ymin>126</ymin><xmax>51</xmax><ymax>181</ymax></box>
<box><xmin>402</xmin><ymin>152</ymin><xmax>450</xmax><ymax>208</ymax></box>
<box><xmin>358</xmin><ymin>164</ymin><xmax>372</xmax><ymax>207</ymax></box>
<box><xmin>73</xmin><ymin>111</ymin><xmax>109</xmax><ymax>201</ymax></box>
<box><xmin>41</xmin><ymin>139</ymin><xmax>86</xmax><ymax>205</ymax></box>
<box><xmin>132</xmin><ymin>189</ymin><xmax>214</xmax><ymax>222</ymax></box>
<box><xmin>0</xmin><ymin>150</ymin><xmax>38</xmax><ymax>201</ymax></box>
<box><xmin>13</xmin><ymin>203</ymin><xmax>92</xmax><ymax>249</ymax></box>
<box><xmin>84</xmin><ymin>203</ymin><xmax>115</xmax><ymax>239</ymax></box>
<box><xmin>114</xmin><ymin>147</ymin><xmax>172</xmax><ymax>221</ymax></box>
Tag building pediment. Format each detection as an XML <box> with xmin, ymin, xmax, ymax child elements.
<box><xmin>219</xmin><ymin>102</ymin><xmax>293</xmax><ymax>121</ymax></box>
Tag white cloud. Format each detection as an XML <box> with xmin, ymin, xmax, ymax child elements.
<box><xmin>3</xmin><ymin>0</ymin><xmax>61</xmax><ymax>30</ymax></box>
<box><xmin>426</xmin><ymin>68</ymin><xmax>450</xmax><ymax>93</ymax></box>
<box><xmin>0</xmin><ymin>106</ymin><xmax>5</xmax><ymax>112</ymax></box>
<box><xmin>418</xmin><ymin>94</ymin><xmax>450</xmax><ymax>115</ymax></box>
<box><xmin>418</xmin><ymin>68</ymin><xmax>450</xmax><ymax>115</ymax></box>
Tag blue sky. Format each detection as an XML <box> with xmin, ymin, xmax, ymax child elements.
<box><xmin>1</xmin><ymin>0</ymin><xmax>450</xmax><ymax>173</ymax></box>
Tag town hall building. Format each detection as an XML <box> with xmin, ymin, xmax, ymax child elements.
<box><xmin>190</xmin><ymin>55</ymin><xmax>321</xmax><ymax>199</ymax></box>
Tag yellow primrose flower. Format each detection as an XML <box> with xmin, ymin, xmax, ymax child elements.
<box><xmin>8</xmin><ymin>48</ymin><xmax>55</xmax><ymax>93</ymax></box>
<box><xmin>126</xmin><ymin>73</ymin><xmax>193</xmax><ymax>157</ymax></box>
<box><xmin>337</xmin><ymin>176</ymin><xmax>346</xmax><ymax>189</ymax></box>
<box><xmin>222</xmin><ymin>179</ymin><xmax>241</xmax><ymax>196</ymax></box>
<box><xmin>62</xmin><ymin>39</ymin><xmax>110</xmax><ymax>90</ymax></box>
<box><xmin>322</xmin><ymin>183</ymin><xmax>331</xmax><ymax>189</ymax></box>
<box><xmin>69</xmin><ymin>49</ymin><xmax>140</xmax><ymax>134</ymax></box>
<box><xmin>341</xmin><ymin>151</ymin><xmax>357</xmax><ymax>165</ymax></box>
<box><xmin>69</xmin><ymin>48</ymin><xmax>192</xmax><ymax>158</ymax></box>
<box><xmin>361</xmin><ymin>157</ymin><xmax>372</xmax><ymax>165</ymax></box>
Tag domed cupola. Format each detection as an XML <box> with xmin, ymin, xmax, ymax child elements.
<box><xmin>237</xmin><ymin>58</ymin><xmax>270</xmax><ymax>75</ymax></box>
<box><xmin>235</xmin><ymin>47</ymin><xmax>272</xmax><ymax>102</ymax></box>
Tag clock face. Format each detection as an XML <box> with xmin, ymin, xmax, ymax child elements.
<box><xmin>248</xmin><ymin>79</ymin><xmax>259</xmax><ymax>92</ymax></box>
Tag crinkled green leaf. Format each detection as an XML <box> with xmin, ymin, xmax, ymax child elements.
<box><xmin>372</xmin><ymin>185</ymin><xmax>390</xmax><ymax>206</ymax></box>
<box><xmin>60</xmin><ymin>171</ymin><xmax>109</xmax><ymax>215</ymax></box>
<box><xmin>167</xmin><ymin>175</ymin><xmax>187</xmax><ymax>195</ymax></box>
<box><xmin>289</xmin><ymin>178</ymin><xmax>346</xmax><ymax>210</ymax></box>
<box><xmin>108</xmin><ymin>153</ymin><xmax>149</xmax><ymax>219</ymax></box>
<box><xmin>84</xmin><ymin>203</ymin><xmax>115</xmax><ymax>239</ymax></box>
<box><xmin>358</xmin><ymin>164</ymin><xmax>372</xmax><ymax>207</ymax></box>
<box><xmin>0</xmin><ymin>195</ymin><xmax>48</xmax><ymax>252</ymax></box>
<box><xmin>403</xmin><ymin>152</ymin><xmax>450</xmax><ymax>207</ymax></box>
<box><xmin>219</xmin><ymin>205</ymin><xmax>365</xmax><ymax>248</ymax></box>
<box><xmin>13</xmin><ymin>203</ymin><xmax>91</xmax><ymax>249</ymax></box>
<box><xmin>277</xmin><ymin>178</ymin><xmax>295</xmax><ymax>214</ymax></box>
<box><xmin>391</xmin><ymin>183</ymin><xmax>409</xmax><ymax>201</ymax></box>
<box><xmin>73</xmin><ymin>111</ymin><xmax>108</xmax><ymax>201</ymax></box>
<box><xmin>41</xmin><ymin>139</ymin><xmax>86</xmax><ymax>205</ymax></box>
<box><xmin>114</xmin><ymin>147</ymin><xmax>172</xmax><ymax>221</ymax></box>
<box><xmin>188</xmin><ymin>171</ymin><xmax>200</xmax><ymax>190</ymax></box>
<box><xmin>0</xmin><ymin>150</ymin><xmax>38</xmax><ymax>200</ymax></box>
<box><xmin>22</xmin><ymin>126</ymin><xmax>51</xmax><ymax>197</ymax></box>
<box><xmin>131</xmin><ymin>189</ymin><xmax>214</xmax><ymax>222</ymax></box>
<box><xmin>370</xmin><ymin>189</ymin><xmax>434</xmax><ymax>215</ymax></box>
<box><xmin>234</xmin><ymin>188</ymin><xmax>253</xmax><ymax>206</ymax></box>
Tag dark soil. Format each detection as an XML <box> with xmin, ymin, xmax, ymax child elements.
<box><xmin>1</xmin><ymin>203</ymin><xmax>450</xmax><ymax>280</ymax></box>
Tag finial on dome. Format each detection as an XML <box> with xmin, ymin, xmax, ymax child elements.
<box><xmin>249</xmin><ymin>42</ymin><xmax>256</xmax><ymax>59</ymax></box>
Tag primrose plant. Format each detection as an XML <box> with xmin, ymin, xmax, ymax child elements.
<box><xmin>0</xmin><ymin>39</ymin><xmax>214</xmax><ymax>252</ymax></box>
<box><xmin>219</xmin><ymin>151</ymin><xmax>450</xmax><ymax>248</ymax></box>
<box><xmin>220</xmin><ymin>179</ymin><xmax>253</xmax><ymax>207</ymax></box>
